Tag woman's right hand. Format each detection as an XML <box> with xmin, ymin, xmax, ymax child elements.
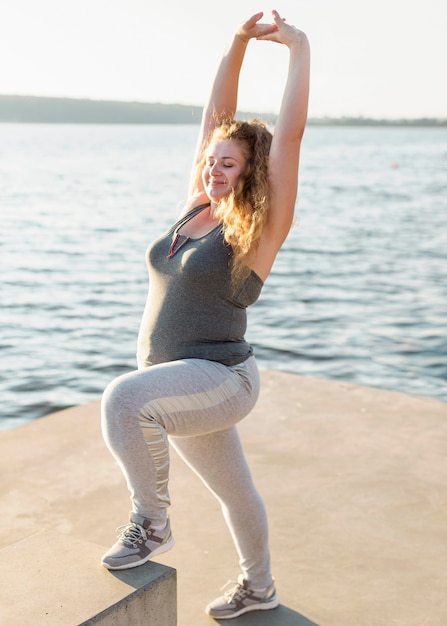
<box><xmin>236</xmin><ymin>11</ymin><xmax>278</xmax><ymax>43</ymax></box>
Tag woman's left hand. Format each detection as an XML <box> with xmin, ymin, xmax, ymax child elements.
<box><xmin>236</xmin><ymin>11</ymin><xmax>278</xmax><ymax>43</ymax></box>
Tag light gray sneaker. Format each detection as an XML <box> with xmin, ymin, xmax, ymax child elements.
<box><xmin>205</xmin><ymin>575</ymin><xmax>279</xmax><ymax>620</ymax></box>
<box><xmin>101</xmin><ymin>513</ymin><xmax>175</xmax><ymax>570</ymax></box>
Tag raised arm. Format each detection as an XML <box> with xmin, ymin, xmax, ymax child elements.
<box><xmin>256</xmin><ymin>11</ymin><xmax>310</xmax><ymax>268</ymax></box>
<box><xmin>189</xmin><ymin>13</ymin><xmax>277</xmax><ymax>195</ymax></box>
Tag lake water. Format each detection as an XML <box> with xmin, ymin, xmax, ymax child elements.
<box><xmin>1</xmin><ymin>123</ymin><xmax>446</xmax><ymax>429</ymax></box>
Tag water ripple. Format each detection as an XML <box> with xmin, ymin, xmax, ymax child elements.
<box><xmin>1</xmin><ymin>124</ymin><xmax>446</xmax><ymax>429</ymax></box>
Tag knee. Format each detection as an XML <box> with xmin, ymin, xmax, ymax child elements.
<box><xmin>101</xmin><ymin>372</ymin><xmax>138</xmax><ymax>427</ymax></box>
<box><xmin>101</xmin><ymin>370</ymin><xmax>169</xmax><ymax>433</ymax></box>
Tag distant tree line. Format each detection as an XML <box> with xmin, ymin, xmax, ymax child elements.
<box><xmin>0</xmin><ymin>95</ymin><xmax>445</xmax><ymax>126</ymax></box>
<box><xmin>0</xmin><ymin>95</ymin><xmax>204</xmax><ymax>124</ymax></box>
<box><xmin>309</xmin><ymin>116</ymin><xmax>447</xmax><ymax>127</ymax></box>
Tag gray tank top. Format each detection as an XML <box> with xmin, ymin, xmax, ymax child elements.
<box><xmin>137</xmin><ymin>203</ymin><xmax>263</xmax><ymax>367</ymax></box>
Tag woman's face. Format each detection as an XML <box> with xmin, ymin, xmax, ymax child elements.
<box><xmin>202</xmin><ymin>139</ymin><xmax>248</xmax><ymax>202</ymax></box>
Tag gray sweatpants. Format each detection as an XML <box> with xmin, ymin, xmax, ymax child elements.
<box><xmin>101</xmin><ymin>356</ymin><xmax>272</xmax><ymax>587</ymax></box>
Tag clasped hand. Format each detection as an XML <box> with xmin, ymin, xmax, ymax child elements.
<box><xmin>237</xmin><ymin>10</ymin><xmax>307</xmax><ymax>49</ymax></box>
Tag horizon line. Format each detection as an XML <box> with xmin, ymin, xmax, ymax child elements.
<box><xmin>0</xmin><ymin>94</ymin><xmax>446</xmax><ymax>125</ymax></box>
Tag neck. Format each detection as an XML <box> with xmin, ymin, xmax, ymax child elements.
<box><xmin>209</xmin><ymin>202</ymin><xmax>219</xmax><ymax>219</ymax></box>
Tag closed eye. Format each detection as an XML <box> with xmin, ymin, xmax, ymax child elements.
<box><xmin>206</xmin><ymin>158</ymin><xmax>238</xmax><ymax>167</ymax></box>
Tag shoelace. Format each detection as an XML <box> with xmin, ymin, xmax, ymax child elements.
<box><xmin>116</xmin><ymin>522</ymin><xmax>149</xmax><ymax>547</ymax></box>
<box><xmin>221</xmin><ymin>581</ymin><xmax>251</xmax><ymax>602</ymax></box>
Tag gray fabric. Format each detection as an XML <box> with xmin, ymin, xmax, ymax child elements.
<box><xmin>101</xmin><ymin>356</ymin><xmax>272</xmax><ymax>588</ymax></box>
<box><xmin>137</xmin><ymin>204</ymin><xmax>264</xmax><ymax>367</ymax></box>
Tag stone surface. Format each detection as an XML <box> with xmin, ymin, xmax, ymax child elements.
<box><xmin>1</xmin><ymin>371</ymin><xmax>446</xmax><ymax>625</ymax></box>
<box><xmin>0</xmin><ymin>531</ymin><xmax>176</xmax><ymax>626</ymax></box>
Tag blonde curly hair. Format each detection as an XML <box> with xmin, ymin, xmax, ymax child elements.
<box><xmin>192</xmin><ymin>118</ymin><xmax>273</xmax><ymax>285</ymax></box>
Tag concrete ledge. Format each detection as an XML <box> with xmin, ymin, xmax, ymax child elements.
<box><xmin>1</xmin><ymin>371</ymin><xmax>446</xmax><ymax>625</ymax></box>
<box><xmin>0</xmin><ymin>530</ymin><xmax>176</xmax><ymax>626</ymax></box>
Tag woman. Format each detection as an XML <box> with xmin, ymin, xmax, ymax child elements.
<box><xmin>101</xmin><ymin>10</ymin><xmax>310</xmax><ymax>620</ymax></box>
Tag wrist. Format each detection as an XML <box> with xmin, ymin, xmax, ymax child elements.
<box><xmin>288</xmin><ymin>32</ymin><xmax>309</xmax><ymax>52</ymax></box>
<box><xmin>234</xmin><ymin>32</ymin><xmax>250</xmax><ymax>46</ymax></box>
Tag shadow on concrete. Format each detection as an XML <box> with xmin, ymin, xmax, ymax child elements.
<box><xmin>215</xmin><ymin>604</ymin><xmax>319</xmax><ymax>625</ymax></box>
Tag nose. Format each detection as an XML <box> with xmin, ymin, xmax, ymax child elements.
<box><xmin>209</xmin><ymin>161</ymin><xmax>222</xmax><ymax>176</ymax></box>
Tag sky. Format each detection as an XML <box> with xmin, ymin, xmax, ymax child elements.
<box><xmin>1</xmin><ymin>0</ymin><xmax>446</xmax><ymax>119</ymax></box>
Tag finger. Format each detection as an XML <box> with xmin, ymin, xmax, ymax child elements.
<box><xmin>246</xmin><ymin>11</ymin><xmax>264</xmax><ymax>28</ymax></box>
<box><xmin>271</xmin><ymin>9</ymin><xmax>285</xmax><ymax>25</ymax></box>
<box><xmin>257</xmin><ymin>23</ymin><xmax>278</xmax><ymax>36</ymax></box>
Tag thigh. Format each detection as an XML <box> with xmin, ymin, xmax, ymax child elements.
<box><xmin>103</xmin><ymin>357</ymin><xmax>260</xmax><ymax>438</ymax></box>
